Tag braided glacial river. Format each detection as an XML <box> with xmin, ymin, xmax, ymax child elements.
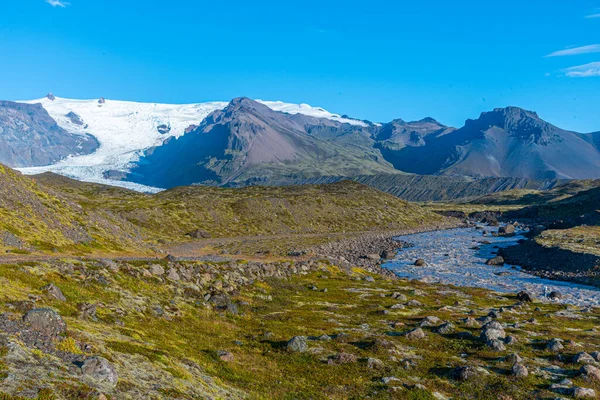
<box><xmin>385</xmin><ymin>226</ymin><xmax>600</xmax><ymax>307</ymax></box>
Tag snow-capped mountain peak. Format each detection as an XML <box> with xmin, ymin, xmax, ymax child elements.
<box><xmin>16</xmin><ymin>96</ymin><xmax>365</xmax><ymax>192</ymax></box>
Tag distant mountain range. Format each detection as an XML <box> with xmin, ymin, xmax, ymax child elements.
<box><xmin>387</xmin><ymin>107</ymin><xmax>600</xmax><ymax>180</ymax></box>
<box><xmin>2</xmin><ymin>95</ymin><xmax>599</xmax><ymax>191</ymax></box>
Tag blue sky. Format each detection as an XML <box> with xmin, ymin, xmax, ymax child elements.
<box><xmin>1</xmin><ymin>0</ymin><xmax>600</xmax><ymax>132</ymax></box>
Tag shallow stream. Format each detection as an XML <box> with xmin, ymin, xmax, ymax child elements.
<box><xmin>386</xmin><ymin>226</ymin><xmax>600</xmax><ymax>307</ymax></box>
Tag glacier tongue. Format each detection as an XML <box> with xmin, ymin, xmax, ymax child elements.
<box><xmin>15</xmin><ymin>97</ymin><xmax>363</xmax><ymax>192</ymax></box>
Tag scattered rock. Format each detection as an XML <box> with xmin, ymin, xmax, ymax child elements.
<box><xmin>187</xmin><ymin>229</ymin><xmax>211</xmax><ymax>239</ymax></box>
<box><xmin>22</xmin><ymin>308</ymin><xmax>66</xmax><ymax>336</ymax></box>
<box><xmin>391</xmin><ymin>292</ymin><xmax>407</xmax><ymax>301</ymax></box>
<box><xmin>77</xmin><ymin>303</ymin><xmax>98</xmax><ymax>321</ymax></box>
<box><xmin>487</xmin><ymin>339</ymin><xmax>506</xmax><ymax>351</ymax></box>
<box><xmin>549</xmin><ymin>291</ymin><xmax>563</xmax><ymax>300</ymax></box>
<box><xmin>573</xmin><ymin>352</ymin><xmax>595</xmax><ymax>364</ymax></box>
<box><xmin>404</xmin><ymin>328</ymin><xmax>426</xmax><ymax>340</ymax></box>
<box><xmin>381</xmin><ymin>376</ymin><xmax>402</xmax><ymax>385</ymax></box>
<box><xmin>504</xmin><ymin>335</ymin><xmax>518</xmax><ymax>345</ymax></box>
<box><xmin>547</xmin><ymin>338</ymin><xmax>564</xmax><ymax>352</ymax></box>
<box><xmin>164</xmin><ymin>254</ymin><xmax>177</xmax><ymax>262</ymax></box>
<box><xmin>505</xmin><ymin>353</ymin><xmax>523</xmax><ymax>364</ymax></box>
<box><xmin>434</xmin><ymin>323</ymin><xmax>455</xmax><ymax>335</ymax></box>
<box><xmin>580</xmin><ymin>365</ymin><xmax>600</xmax><ymax>381</ymax></box>
<box><xmin>287</xmin><ymin>336</ymin><xmax>308</xmax><ymax>353</ymax></box>
<box><xmin>149</xmin><ymin>264</ymin><xmax>165</xmax><ymax>276</ymax></box>
<box><xmin>41</xmin><ymin>283</ymin><xmax>66</xmax><ymax>302</ymax></box>
<box><xmin>327</xmin><ymin>352</ymin><xmax>358</xmax><ymax>365</ymax></box>
<box><xmin>366</xmin><ymin>357</ymin><xmax>384</xmax><ymax>369</ymax></box>
<box><xmin>511</xmin><ymin>363</ymin><xmax>528</xmax><ymax>377</ymax></box>
<box><xmin>217</xmin><ymin>350</ymin><xmax>234</xmax><ymax>362</ymax></box>
<box><xmin>419</xmin><ymin>316</ymin><xmax>440</xmax><ymax>327</ymax></box>
<box><xmin>572</xmin><ymin>387</ymin><xmax>596</xmax><ymax>399</ymax></box>
<box><xmin>517</xmin><ymin>291</ymin><xmax>534</xmax><ymax>303</ymax></box>
<box><xmin>414</xmin><ymin>259</ymin><xmax>426</xmax><ymax>267</ymax></box>
<box><xmin>480</xmin><ymin>321</ymin><xmax>505</xmax><ymax>342</ymax></box>
<box><xmin>498</xmin><ymin>225</ymin><xmax>515</xmax><ymax>235</ymax></box>
<box><xmin>80</xmin><ymin>356</ymin><xmax>118</xmax><ymax>386</ymax></box>
<box><xmin>451</xmin><ymin>366</ymin><xmax>478</xmax><ymax>381</ymax></box>
<box><xmin>166</xmin><ymin>269</ymin><xmax>181</xmax><ymax>281</ymax></box>
<box><xmin>485</xmin><ymin>256</ymin><xmax>505</xmax><ymax>266</ymax></box>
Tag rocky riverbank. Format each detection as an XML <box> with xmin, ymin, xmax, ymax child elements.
<box><xmin>500</xmin><ymin>240</ymin><xmax>600</xmax><ymax>288</ymax></box>
<box><xmin>311</xmin><ymin>220</ymin><xmax>464</xmax><ymax>278</ymax></box>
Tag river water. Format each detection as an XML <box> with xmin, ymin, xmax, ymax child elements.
<box><xmin>385</xmin><ymin>226</ymin><xmax>600</xmax><ymax>307</ymax></box>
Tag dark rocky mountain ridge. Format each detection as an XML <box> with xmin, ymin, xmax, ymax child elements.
<box><xmin>0</xmin><ymin>101</ymin><xmax>98</xmax><ymax>167</ymax></box>
<box><xmin>387</xmin><ymin>107</ymin><xmax>600</xmax><ymax>180</ymax></box>
<box><xmin>127</xmin><ymin>98</ymin><xmax>398</xmax><ymax>188</ymax></box>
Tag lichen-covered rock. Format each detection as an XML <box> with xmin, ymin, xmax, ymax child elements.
<box><xmin>580</xmin><ymin>365</ymin><xmax>600</xmax><ymax>381</ymax></box>
<box><xmin>405</xmin><ymin>328</ymin><xmax>426</xmax><ymax>340</ymax></box>
<box><xmin>547</xmin><ymin>338</ymin><xmax>564</xmax><ymax>352</ymax></box>
<box><xmin>451</xmin><ymin>366</ymin><xmax>479</xmax><ymax>381</ymax></box>
<box><xmin>327</xmin><ymin>352</ymin><xmax>357</xmax><ymax>365</ymax></box>
<box><xmin>287</xmin><ymin>336</ymin><xmax>308</xmax><ymax>353</ymax></box>
<box><xmin>22</xmin><ymin>308</ymin><xmax>66</xmax><ymax>336</ymax></box>
<box><xmin>511</xmin><ymin>363</ymin><xmax>528</xmax><ymax>377</ymax></box>
<box><xmin>81</xmin><ymin>356</ymin><xmax>118</xmax><ymax>386</ymax></box>
<box><xmin>41</xmin><ymin>283</ymin><xmax>66</xmax><ymax>302</ymax></box>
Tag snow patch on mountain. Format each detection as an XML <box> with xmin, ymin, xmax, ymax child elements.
<box><xmin>258</xmin><ymin>100</ymin><xmax>369</xmax><ymax>127</ymax></box>
<box><xmin>15</xmin><ymin>96</ymin><xmax>363</xmax><ymax>191</ymax></box>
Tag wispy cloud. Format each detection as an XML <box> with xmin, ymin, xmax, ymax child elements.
<box><xmin>46</xmin><ymin>0</ymin><xmax>70</xmax><ymax>7</ymax></box>
<box><xmin>562</xmin><ymin>62</ymin><xmax>600</xmax><ymax>77</ymax></box>
<box><xmin>545</xmin><ymin>44</ymin><xmax>600</xmax><ymax>57</ymax></box>
<box><xmin>585</xmin><ymin>13</ymin><xmax>600</xmax><ymax>18</ymax></box>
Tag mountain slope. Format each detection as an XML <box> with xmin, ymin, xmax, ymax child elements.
<box><xmin>385</xmin><ymin>107</ymin><xmax>600</xmax><ymax>179</ymax></box>
<box><xmin>128</xmin><ymin>98</ymin><xmax>397</xmax><ymax>188</ymax></box>
<box><xmin>0</xmin><ymin>101</ymin><xmax>98</xmax><ymax>167</ymax></box>
<box><xmin>0</xmin><ymin>164</ymin><xmax>150</xmax><ymax>254</ymax></box>
<box><xmin>33</xmin><ymin>172</ymin><xmax>447</xmax><ymax>241</ymax></box>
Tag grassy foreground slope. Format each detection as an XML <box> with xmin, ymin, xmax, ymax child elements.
<box><xmin>0</xmin><ymin>165</ymin><xmax>150</xmax><ymax>255</ymax></box>
<box><xmin>32</xmin><ymin>172</ymin><xmax>447</xmax><ymax>244</ymax></box>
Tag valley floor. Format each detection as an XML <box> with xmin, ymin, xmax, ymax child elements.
<box><xmin>0</xmin><ymin>224</ymin><xmax>599</xmax><ymax>399</ymax></box>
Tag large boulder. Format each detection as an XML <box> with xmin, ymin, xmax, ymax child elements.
<box><xmin>287</xmin><ymin>336</ymin><xmax>308</xmax><ymax>353</ymax></box>
<box><xmin>22</xmin><ymin>308</ymin><xmax>66</xmax><ymax>336</ymax></box>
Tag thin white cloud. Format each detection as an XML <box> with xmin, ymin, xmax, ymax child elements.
<box><xmin>545</xmin><ymin>44</ymin><xmax>600</xmax><ymax>57</ymax></box>
<box><xmin>46</xmin><ymin>0</ymin><xmax>70</xmax><ymax>7</ymax></box>
<box><xmin>562</xmin><ymin>62</ymin><xmax>600</xmax><ymax>77</ymax></box>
